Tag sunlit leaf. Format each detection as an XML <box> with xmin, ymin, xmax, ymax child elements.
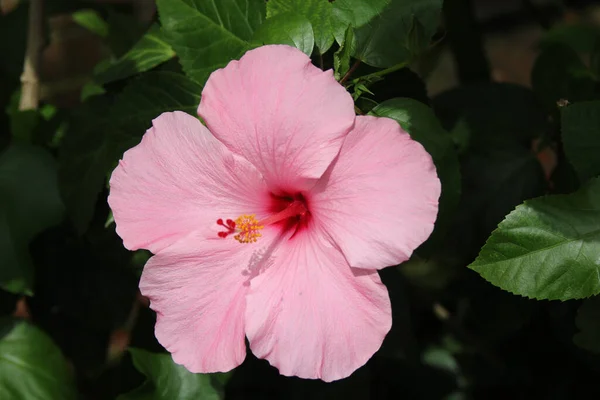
<box><xmin>267</xmin><ymin>0</ymin><xmax>333</xmax><ymax>53</ymax></box>
<box><xmin>252</xmin><ymin>13</ymin><xmax>314</xmax><ymax>56</ymax></box>
<box><xmin>352</xmin><ymin>0</ymin><xmax>442</xmax><ymax>68</ymax></box>
<box><xmin>330</xmin><ymin>0</ymin><xmax>389</xmax><ymax>43</ymax></box>
<box><xmin>72</xmin><ymin>9</ymin><xmax>109</xmax><ymax>37</ymax></box>
<box><xmin>94</xmin><ymin>24</ymin><xmax>175</xmax><ymax>86</ymax></box>
<box><xmin>469</xmin><ymin>177</ymin><xmax>600</xmax><ymax>301</ymax></box>
<box><xmin>157</xmin><ymin>0</ymin><xmax>265</xmax><ymax>85</ymax></box>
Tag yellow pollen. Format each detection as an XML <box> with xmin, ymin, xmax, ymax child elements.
<box><xmin>233</xmin><ymin>214</ymin><xmax>264</xmax><ymax>243</ymax></box>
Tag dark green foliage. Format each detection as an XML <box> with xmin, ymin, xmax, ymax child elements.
<box><xmin>3</xmin><ymin>0</ymin><xmax>600</xmax><ymax>399</ymax></box>
<box><xmin>0</xmin><ymin>319</ymin><xmax>77</xmax><ymax>399</ymax></box>
<box><xmin>561</xmin><ymin>101</ymin><xmax>600</xmax><ymax>182</ymax></box>
<box><xmin>59</xmin><ymin>72</ymin><xmax>201</xmax><ymax>233</ymax></box>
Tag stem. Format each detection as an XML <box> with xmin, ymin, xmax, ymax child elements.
<box><xmin>352</xmin><ymin>61</ymin><xmax>408</xmax><ymax>84</ymax></box>
<box><xmin>19</xmin><ymin>0</ymin><xmax>44</xmax><ymax>111</ymax></box>
<box><xmin>339</xmin><ymin>59</ymin><xmax>361</xmax><ymax>84</ymax></box>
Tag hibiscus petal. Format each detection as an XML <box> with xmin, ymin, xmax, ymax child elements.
<box><xmin>198</xmin><ymin>45</ymin><xmax>355</xmax><ymax>193</ymax></box>
<box><xmin>311</xmin><ymin>115</ymin><xmax>441</xmax><ymax>269</ymax></box>
<box><xmin>140</xmin><ymin>226</ymin><xmax>281</xmax><ymax>373</ymax></box>
<box><xmin>245</xmin><ymin>226</ymin><xmax>391</xmax><ymax>382</ymax></box>
<box><xmin>108</xmin><ymin>111</ymin><xmax>269</xmax><ymax>253</ymax></box>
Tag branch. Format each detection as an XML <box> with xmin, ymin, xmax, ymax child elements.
<box><xmin>352</xmin><ymin>61</ymin><xmax>408</xmax><ymax>83</ymax></box>
<box><xmin>19</xmin><ymin>0</ymin><xmax>44</xmax><ymax>111</ymax></box>
<box><xmin>339</xmin><ymin>59</ymin><xmax>361</xmax><ymax>85</ymax></box>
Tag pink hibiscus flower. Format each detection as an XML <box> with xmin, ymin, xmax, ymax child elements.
<box><xmin>108</xmin><ymin>45</ymin><xmax>440</xmax><ymax>382</ymax></box>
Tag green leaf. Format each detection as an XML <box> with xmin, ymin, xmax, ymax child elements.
<box><xmin>469</xmin><ymin>177</ymin><xmax>600</xmax><ymax>301</ymax></box>
<box><xmin>406</xmin><ymin>16</ymin><xmax>429</xmax><ymax>57</ymax></box>
<box><xmin>331</xmin><ymin>0</ymin><xmax>389</xmax><ymax>43</ymax></box>
<box><xmin>267</xmin><ymin>0</ymin><xmax>333</xmax><ymax>53</ymax></box>
<box><xmin>422</xmin><ymin>346</ymin><xmax>459</xmax><ymax>374</ymax></box>
<box><xmin>352</xmin><ymin>0</ymin><xmax>443</xmax><ymax>68</ymax></box>
<box><xmin>371</xmin><ymin>98</ymin><xmax>460</xmax><ymax>249</ymax></box>
<box><xmin>94</xmin><ymin>24</ymin><xmax>175</xmax><ymax>86</ymax></box>
<box><xmin>531</xmin><ymin>44</ymin><xmax>595</xmax><ymax>110</ymax></box>
<box><xmin>72</xmin><ymin>9</ymin><xmax>109</xmax><ymax>37</ymax></box>
<box><xmin>574</xmin><ymin>296</ymin><xmax>600</xmax><ymax>353</ymax></box>
<box><xmin>58</xmin><ymin>98</ymin><xmax>120</xmax><ymax>235</ymax></box>
<box><xmin>355</xmin><ymin>97</ymin><xmax>378</xmax><ymax>113</ymax></box>
<box><xmin>157</xmin><ymin>0</ymin><xmax>265</xmax><ymax>85</ymax></box>
<box><xmin>252</xmin><ymin>13</ymin><xmax>314</xmax><ymax>56</ymax></box>
<box><xmin>80</xmin><ymin>82</ymin><xmax>107</xmax><ymax>102</ymax></box>
<box><xmin>591</xmin><ymin>39</ymin><xmax>600</xmax><ymax>79</ymax></box>
<box><xmin>540</xmin><ymin>23</ymin><xmax>600</xmax><ymax>54</ymax></box>
<box><xmin>352</xmin><ymin>83</ymin><xmax>374</xmax><ymax>101</ymax></box>
<box><xmin>8</xmin><ymin>109</ymin><xmax>38</xmax><ymax>142</ymax></box>
<box><xmin>106</xmin><ymin>10</ymin><xmax>147</xmax><ymax>57</ymax></box>
<box><xmin>59</xmin><ymin>72</ymin><xmax>201</xmax><ymax>233</ymax></box>
<box><xmin>0</xmin><ymin>319</ymin><xmax>76</xmax><ymax>400</ymax></box>
<box><xmin>110</xmin><ymin>72</ymin><xmax>201</xmax><ymax>133</ymax></box>
<box><xmin>118</xmin><ymin>349</ymin><xmax>231</xmax><ymax>400</ymax></box>
<box><xmin>0</xmin><ymin>145</ymin><xmax>64</xmax><ymax>294</ymax></box>
<box><xmin>6</xmin><ymin>90</ymin><xmax>38</xmax><ymax>143</ymax></box>
<box><xmin>6</xmin><ymin>90</ymin><xmax>59</xmax><ymax>143</ymax></box>
<box><xmin>561</xmin><ymin>101</ymin><xmax>600</xmax><ymax>182</ymax></box>
<box><xmin>334</xmin><ymin>26</ymin><xmax>354</xmax><ymax>80</ymax></box>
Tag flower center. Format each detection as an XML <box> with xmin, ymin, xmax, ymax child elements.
<box><xmin>216</xmin><ymin>198</ymin><xmax>309</xmax><ymax>243</ymax></box>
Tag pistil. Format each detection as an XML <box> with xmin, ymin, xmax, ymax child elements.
<box><xmin>216</xmin><ymin>200</ymin><xmax>308</xmax><ymax>243</ymax></box>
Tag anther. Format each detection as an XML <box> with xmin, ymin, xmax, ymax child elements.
<box><xmin>233</xmin><ymin>214</ymin><xmax>264</xmax><ymax>243</ymax></box>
